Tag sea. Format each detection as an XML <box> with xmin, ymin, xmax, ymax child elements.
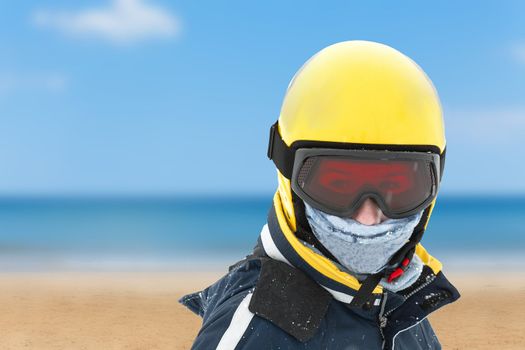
<box><xmin>0</xmin><ymin>195</ymin><xmax>523</xmax><ymax>272</ymax></box>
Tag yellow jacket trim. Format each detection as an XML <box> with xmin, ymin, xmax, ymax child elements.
<box><xmin>414</xmin><ymin>244</ymin><xmax>443</xmax><ymax>275</ymax></box>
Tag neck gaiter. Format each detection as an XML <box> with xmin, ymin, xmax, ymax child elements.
<box><xmin>304</xmin><ymin>202</ymin><xmax>423</xmax><ymax>276</ymax></box>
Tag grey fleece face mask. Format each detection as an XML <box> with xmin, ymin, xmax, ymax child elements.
<box><xmin>304</xmin><ymin>202</ymin><xmax>424</xmax><ymax>275</ymax></box>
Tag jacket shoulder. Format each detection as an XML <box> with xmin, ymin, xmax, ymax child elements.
<box><xmin>179</xmin><ymin>258</ymin><xmax>262</xmax><ymax>318</ymax></box>
<box><xmin>248</xmin><ymin>258</ymin><xmax>332</xmax><ymax>342</ymax></box>
<box><xmin>178</xmin><ymin>258</ymin><xmax>263</xmax><ymax>349</ymax></box>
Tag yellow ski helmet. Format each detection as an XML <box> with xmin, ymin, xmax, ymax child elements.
<box><xmin>268</xmin><ymin>40</ymin><xmax>445</xmax><ymax>235</ymax></box>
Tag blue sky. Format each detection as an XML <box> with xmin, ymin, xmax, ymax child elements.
<box><xmin>0</xmin><ymin>1</ymin><xmax>524</xmax><ymax>196</ymax></box>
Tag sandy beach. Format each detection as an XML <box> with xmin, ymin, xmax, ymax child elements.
<box><xmin>0</xmin><ymin>270</ymin><xmax>523</xmax><ymax>350</ymax></box>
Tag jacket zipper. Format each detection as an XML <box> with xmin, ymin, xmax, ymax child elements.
<box><xmin>378</xmin><ymin>292</ymin><xmax>388</xmax><ymax>349</ymax></box>
<box><xmin>378</xmin><ymin>273</ymin><xmax>437</xmax><ymax>349</ymax></box>
<box><xmin>400</xmin><ymin>273</ymin><xmax>436</xmax><ymax>301</ymax></box>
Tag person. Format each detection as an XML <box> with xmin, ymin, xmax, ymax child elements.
<box><xmin>180</xmin><ymin>40</ymin><xmax>460</xmax><ymax>350</ymax></box>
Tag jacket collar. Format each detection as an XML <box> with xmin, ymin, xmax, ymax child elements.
<box><xmin>261</xmin><ymin>192</ymin><xmax>454</xmax><ymax>307</ymax></box>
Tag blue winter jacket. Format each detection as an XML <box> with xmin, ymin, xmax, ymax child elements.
<box><xmin>180</xmin><ymin>199</ymin><xmax>460</xmax><ymax>350</ymax></box>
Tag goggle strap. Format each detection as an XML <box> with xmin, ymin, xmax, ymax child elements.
<box><xmin>268</xmin><ymin>120</ymin><xmax>446</xmax><ymax>181</ymax></box>
<box><xmin>267</xmin><ymin>121</ymin><xmax>295</xmax><ymax>178</ymax></box>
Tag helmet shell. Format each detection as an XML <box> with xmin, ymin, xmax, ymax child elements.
<box><xmin>279</xmin><ymin>41</ymin><xmax>445</xmax><ymax>150</ymax></box>
<box><xmin>276</xmin><ymin>41</ymin><xmax>445</xmax><ymax>230</ymax></box>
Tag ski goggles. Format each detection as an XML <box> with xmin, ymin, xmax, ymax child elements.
<box><xmin>290</xmin><ymin>148</ymin><xmax>440</xmax><ymax>219</ymax></box>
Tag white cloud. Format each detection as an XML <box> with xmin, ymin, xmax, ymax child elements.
<box><xmin>33</xmin><ymin>0</ymin><xmax>180</xmax><ymax>44</ymax></box>
<box><xmin>0</xmin><ymin>72</ymin><xmax>68</xmax><ymax>95</ymax></box>
<box><xmin>510</xmin><ymin>43</ymin><xmax>525</xmax><ymax>64</ymax></box>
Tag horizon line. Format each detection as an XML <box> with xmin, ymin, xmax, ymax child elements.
<box><xmin>0</xmin><ymin>192</ymin><xmax>524</xmax><ymax>201</ymax></box>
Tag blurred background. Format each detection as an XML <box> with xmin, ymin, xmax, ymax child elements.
<box><xmin>1</xmin><ymin>0</ymin><xmax>524</xmax><ymax>272</ymax></box>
